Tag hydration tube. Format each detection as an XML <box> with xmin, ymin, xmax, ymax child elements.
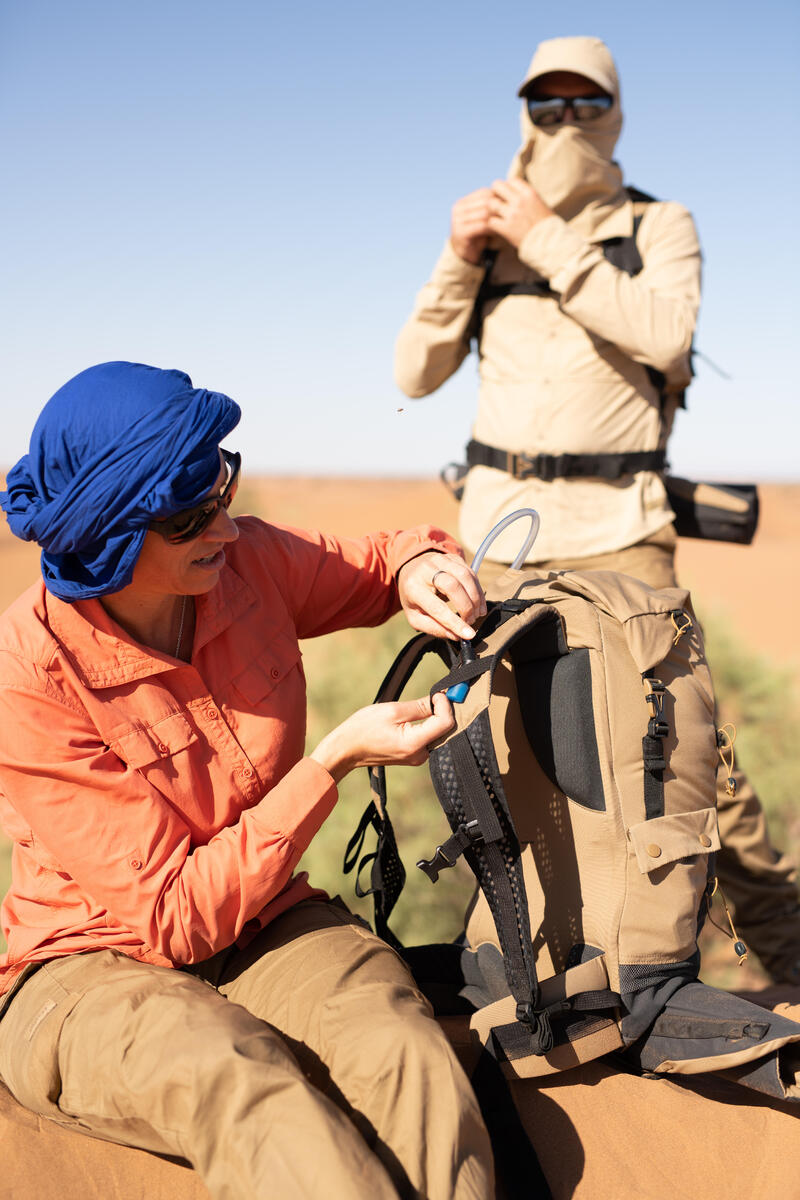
<box><xmin>469</xmin><ymin>508</ymin><xmax>541</xmax><ymax>576</ymax></box>
<box><xmin>446</xmin><ymin>508</ymin><xmax>540</xmax><ymax>703</ymax></box>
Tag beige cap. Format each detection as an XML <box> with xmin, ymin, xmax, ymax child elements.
<box><xmin>517</xmin><ymin>36</ymin><xmax>619</xmax><ymax>99</ymax></box>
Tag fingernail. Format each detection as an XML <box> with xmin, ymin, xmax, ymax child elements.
<box><xmin>461</xmin><ymin>625</ymin><xmax>476</xmax><ymax>639</ymax></box>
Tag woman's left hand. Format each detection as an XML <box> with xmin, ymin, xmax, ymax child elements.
<box><xmin>397</xmin><ymin>551</ymin><xmax>486</xmax><ymax>641</ymax></box>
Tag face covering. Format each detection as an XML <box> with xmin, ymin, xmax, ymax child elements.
<box><xmin>509</xmin><ymin>36</ymin><xmax>628</xmax><ymax>238</ymax></box>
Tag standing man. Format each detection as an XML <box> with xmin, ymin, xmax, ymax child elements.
<box><xmin>394</xmin><ymin>36</ymin><xmax>800</xmax><ymax>983</ymax></box>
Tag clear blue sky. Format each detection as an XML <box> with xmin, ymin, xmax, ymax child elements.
<box><xmin>1</xmin><ymin>0</ymin><xmax>798</xmax><ymax>479</ymax></box>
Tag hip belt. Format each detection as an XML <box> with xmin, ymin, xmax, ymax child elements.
<box><xmin>458</xmin><ymin>440</ymin><xmax>758</xmax><ymax>545</ymax></box>
<box><xmin>466</xmin><ymin>439</ymin><xmax>667</xmax><ymax>482</ymax></box>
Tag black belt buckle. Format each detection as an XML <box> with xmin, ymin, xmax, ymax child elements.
<box><xmin>515</xmin><ymin>452</ymin><xmax>549</xmax><ymax>481</ymax></box>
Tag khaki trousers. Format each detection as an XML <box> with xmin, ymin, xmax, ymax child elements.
<box><xmin>0</xmin><ymin>900</ymin><xmax>494</xmax><ymax>1200</ymax></box>
<box><xmin>477</xmin><ymin>532</ymin><xmax>800</xmax><ymax>980</ymax></box>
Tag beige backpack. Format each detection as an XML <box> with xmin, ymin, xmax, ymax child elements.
<box><xmin>350</xmin><ymin>565</ymin><xmax>727</xmax><ymax>1073</ymax></box>
<box><xmin>443</xmin><ymin>566</ymin><xmax>720</xmax><ymax>1075</ymax></box>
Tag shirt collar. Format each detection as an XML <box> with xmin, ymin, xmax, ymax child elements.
<box><xmin>46</xmin><ymin>562</ymin><xmax>258</xmax><ymax>689</ymax></box>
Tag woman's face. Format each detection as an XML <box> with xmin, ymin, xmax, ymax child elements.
<box><xmin>130</xmin><ymin>455</ymin><xmax>240</xmax><ymax>598</ymax></box>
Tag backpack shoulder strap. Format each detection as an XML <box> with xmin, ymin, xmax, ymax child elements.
<box><xmin>471</xmin><ymin>187</ymin><xmax>659</xmax><ymax>343</ymax></box>
<box><xmin>342</xmin><ymin>632</ymin><xmax>452</xmax><ymax>948</ymax></box>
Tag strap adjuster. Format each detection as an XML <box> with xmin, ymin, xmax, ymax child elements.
<box><xmin>648</xmin><ymin>717</ymin><xmax>669</xmax><ymax>739</ymax></box>
<box><xmin>416</xmin><ymin>820</ymin><xmax>482</xmax><ymax>883</ymax></box>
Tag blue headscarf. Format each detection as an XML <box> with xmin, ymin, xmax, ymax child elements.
<box><xmin>0</xmin><ymin>362</ymin><xmax>241</xmax><ymax>600</ymax></box>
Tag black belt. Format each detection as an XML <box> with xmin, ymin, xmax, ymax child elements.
<box><xmin>466</xmin><ymin>440</ymin><xmax>667</xmax><ymax>483</ymax></box>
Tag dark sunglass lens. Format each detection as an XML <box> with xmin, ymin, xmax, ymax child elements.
<box><xmin>169</xmin><ymin>504</ymin><xmax>216</xmax><ymax>543</ymax></box>
<box><xmin>573</xmin><ymin>97</ymin><xmax>612</xmax><ymax>120</ymax></box>
<box><xmin>527</xmin><ymin>97</ymin><xmax>564</xmax><ymax>126</ymax></box>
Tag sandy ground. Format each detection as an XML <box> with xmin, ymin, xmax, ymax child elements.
<box><xmin>1</xmin><ymin>479</ymin><xmax>798</xmax><ymax>684</ymax></box>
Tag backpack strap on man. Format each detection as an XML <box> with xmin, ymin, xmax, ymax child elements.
<box><xmin>468</xmin><ymin>186</ymin><xmax>686</xmax><ymax>411</ymax></box>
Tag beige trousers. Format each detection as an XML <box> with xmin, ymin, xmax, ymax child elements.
<box><xmin>0</xmin><ymin>900</ymin><xmax>494</xmax><ymax>1200</ymax></box>
<box><xmin>477</xmin><ymin>532</ymin><xmax>800</xmax><ymax>980</ymax></box>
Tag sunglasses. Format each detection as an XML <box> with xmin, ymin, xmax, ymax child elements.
<box><xmin>149</xmin><ymin>449</ymin><xmax>241</xmax><ymax>543</ymax></box>
<box><xmin>526</xmin><ymin>94</ymin><xmax>613</xmax><ymax>127</ymax></box>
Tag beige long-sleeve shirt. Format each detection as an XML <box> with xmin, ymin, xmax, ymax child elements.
<box><xmin>395</xmin><ymin>200</ymin><xmax>702</xmax><ymax>563</ymax></box>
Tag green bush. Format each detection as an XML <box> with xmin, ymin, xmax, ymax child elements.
<box><xmin>298</xmin><ymin>615</ymin><xmax>476</xmax><ymax>946</ymax></box>
<box><xmin>699</xmin><ymin>609</ymin><xmax>800</xmax><ymax>851</ymax></box>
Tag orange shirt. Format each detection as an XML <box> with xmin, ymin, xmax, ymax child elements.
<box><xmin>0</xmin><ymin>518</ymin><xmax>458</xmax><ymax>993</ymax></box>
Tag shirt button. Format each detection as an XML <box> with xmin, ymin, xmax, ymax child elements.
<box><xmin>698</xmin><ymin>834</ymin><xmax>712</xmax><ymax>848</ymax></box>
<box><xmin>130</xmin><ymin>858</ymin><xmax>143</xmax><ymax>871</ymax></box>
<box><xmin>241</xmin><ymin>766</ymin><xmax>254</xmax><ymax>779</ymax></box>
<box><xmin>646</xmin><ymin>844</ymin><xmax>662</xmax><ymax>858</ymax></box>
<box><xmin>207</xmin><ymin>708</ymin><xmax>219</xmax><ymax>721</ymax></box>
<box><xmin>270</xmin><ymin>667</ymin><xmax>280</xmax><ymax>680</ymax></box>
<box><xmin>158</xmin><ymin>743</ymin><xmax>169</xmax><ymax>754</ymax></box>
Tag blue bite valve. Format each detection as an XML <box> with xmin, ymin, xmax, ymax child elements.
<box><xmin>446</xmin><ymin>638</ymin><xmax>475</xmax><ymax>704</ymax></box>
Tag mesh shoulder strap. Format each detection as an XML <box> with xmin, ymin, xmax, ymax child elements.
<box><xmin>342</xmin><ymin>633</ymin><xmax>452</xmax><ymax>948</ymax></box>
<box><xmin>345</xmin><ymin>602</ymin><xmax>569</xmax><ymax>1055</ymax></box>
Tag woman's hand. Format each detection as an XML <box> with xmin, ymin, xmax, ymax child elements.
<box><xmin>309</xmin><ymin>693</ymin><xmax>455</xmax><ymax>784</ymax></box>
<box><xmin>397</xmin><ymin>551</ymin><xmax>486</xmax><ymax>641</ymax></box>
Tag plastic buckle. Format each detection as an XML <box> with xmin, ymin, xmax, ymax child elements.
<box><xmin>416</xmin><ymin>845</ymin><xmax>455</xmax><ymax>884</ymax></box>
<box><xmin>515</xmin><ymin>1001</ymin><xmax>535</xmax><ymax>1026</ymax></box>
<box><xmin>416</xmin><ymin>821</ymin><xmax>481</xmax><ymax>883</ymax></box>
<box><xmin>515</xmin><ymin>452</ymin><xmax>546</xmax><ymax>481</ymax></box>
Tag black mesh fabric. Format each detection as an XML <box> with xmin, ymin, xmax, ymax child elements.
<box><xmin>430</xmin><ymin>711</ymin><xmax>541</xmax><ymax>1027</ymax></box>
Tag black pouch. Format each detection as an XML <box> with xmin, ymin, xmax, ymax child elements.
<box><xmin>664</xmin><ymin>476</ymin><xmax>759</xmax><ymax>544</ymax></box>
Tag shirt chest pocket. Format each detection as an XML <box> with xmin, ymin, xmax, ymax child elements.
<box><xmin>108</xmin><ymin>711</ymin><xmax>198</xmax><ymax>771</ymax></box>
<box><xmin>231</xmin><ymin>635</ymin><xmax>302</xmax><ymax>706</ymax></box>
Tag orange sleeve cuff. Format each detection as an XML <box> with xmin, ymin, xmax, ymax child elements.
<box><xmin>251</xmin><ymin>756</ymin><xmax>339</xmax><ymax>853</ymax></box>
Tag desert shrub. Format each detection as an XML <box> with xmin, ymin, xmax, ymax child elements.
<box><xmin>699</xmin><ymin>609</ymin><xmax>800</xmax><ymax>851</ymax></box>
<box><xmin>299</xmin><ymin>614</ymin><xmax>475</xmax><ymax>946</ymax></box>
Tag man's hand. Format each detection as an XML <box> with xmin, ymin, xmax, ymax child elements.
<box><xmin>397</xmin><ymin>551</ymin><xmax>486</xmax><ymax>641</ymax></box>
<box><xmin>309</xmin><ymin>693</ymin><xmax>455</xmax><ymax>783</ymax></box>
<box><xmin>450</xmin><ymin>188</ymin><xmax>493</xmax><ymax>264</ymax></box>
<box><xmin>488</xmin><ymin>179</ymin><xmax>554</xmax><ymax>248</ymax></box>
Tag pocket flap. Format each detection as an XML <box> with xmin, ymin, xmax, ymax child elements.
<box><xmin>110</xmin><ymin>711</ymin><xmax>197</xmax><ymax>769</ymax></box>
<box><xmin>232</xmin><ymin>636</ymin><xmax>301</xmax><ymax>705</ymax></box>
<box><xmin>629</xmin><ymin>806</ymin><xmax>720</xmax><ymax>874</ymax></box>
